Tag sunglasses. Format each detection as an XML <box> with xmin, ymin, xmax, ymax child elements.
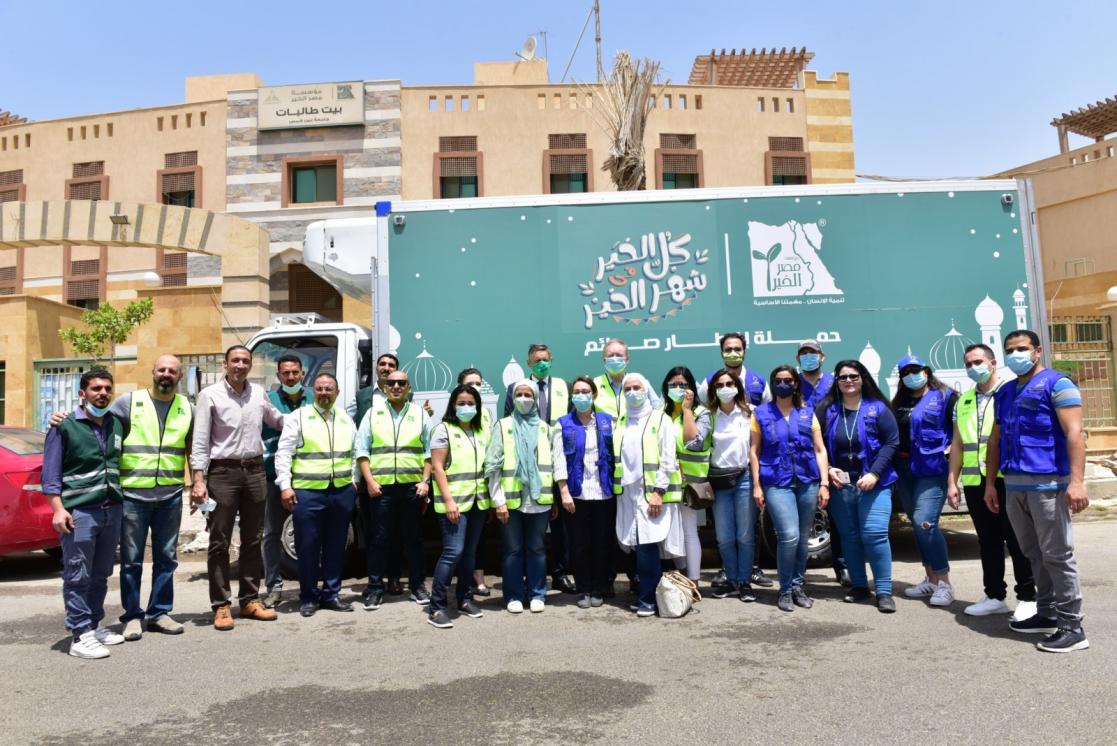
<box><xmin>385</xmin><ymin>380</ymin><xmax>409</xmax><ymax>389</ymax></box>
<box><xmin>837</xmin><ymin>374</ymin><xmax>861</xmax><ymax>382</ymax></box>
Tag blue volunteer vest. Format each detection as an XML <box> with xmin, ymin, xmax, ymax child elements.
<box><xmin>707</xmin><ymin>368</ymin><xmax>766</xmax><ymax>406</ymax></box>
<box><xmin>755</xmin><ymin>402</ymin><xmax>820</xmax><ymax>488</ymax></box>
<box><xmin>908</xmin><ymin>388</ymin><xmax>954</xmax><ymax>478</ymax></box>
<box><xmin>801</xmin><ymin>372</ymin><xmax>834</xmax><ymax>412</ymax></box>
<box><xmin>558</xmin><ymin>411</ymin><xmax>614</xmax><ymax>498</ymax></box>
<box><xmin>994</xmin><ymin>368</ymin><xmax>1070</xmax><ymax>476</ymax></box>
<box><xmin>824</xmin><ymin>399</ymin><xmax>898</xmax><ymax>487</ymax></box>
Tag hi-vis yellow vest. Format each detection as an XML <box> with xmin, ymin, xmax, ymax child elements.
<box><xmin>956</xmin><ymin>387</ymin><xmax>1001</xmax><ymax>486</ymax></box>
<box><xmin>612</xmin><ymin>410</ymin><xmax>682</xmax><ymax>502</ymax></box>
<box><xmin>433</xmin><ymin>422</ymin><xmax>490</xmax><ymax>513</ymax></box>
<box><xmin>120</xmin><ymin>390</ymin><xmax>192</xmax><ymax>489</ymax></box>
<box><xmin>292</xmin><ymin>405</ymin><xmax>355</xmax><ymax>490</ymax></box>
<box><xmin>593</xmin><ymin>374</ymin><xmax>625</xmax><ymax>420</ymax></box>
<box><xmin>673</xmin><ymin>406</ymin><xmax>711</xmax><ymax>483</ymax></box>
<box><xmin>498</xmin><ymin>417</ymin><xmax>554</xmax><ymax>510</ymax></box>
<box><xmin>366</xmin><ymin>402</ymin><xmax>424</xmax><ymax>485</ymax></box>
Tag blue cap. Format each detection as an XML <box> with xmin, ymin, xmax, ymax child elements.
<box><xmin>897</xmin><ymin>354</ymin><xmax>926</xmax><ymax>372</ymax></box>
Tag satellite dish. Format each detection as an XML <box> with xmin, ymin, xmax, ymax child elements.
<box><xmin>516</xmin><ymin>35</ymin><xmax>537</xmax><ymax>61</ymax></box>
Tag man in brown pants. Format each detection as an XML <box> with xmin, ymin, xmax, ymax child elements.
<box><xmin>191</xmin><ymin>345</ymin><xmax>285</xmax><ymax>630</ymax></box>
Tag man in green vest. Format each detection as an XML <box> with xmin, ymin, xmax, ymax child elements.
<box><xmin>947</xmin><ymin>342</ymin><xmax>1036</xmax><ymax>620</ymax></box>
<box><xmin>275</xmin><ymin>372</ymin><xmax>357</xmax><ymax>617</ymax></box>
<box><xmin>261</xmin><ymin>353</ymin><xmax>312</xmax><ymax>609</ymax></box>
<box><xmin>43</xmin><ymin>368</ymin><xmax>126</xmax><ymax>659</ymax></box>
<box><xmin>593</xmin><ymin>339</ymin><xmax>631</xmax><ymax>421</ymax></box>
<box><xmin>113</xmin><ymin>355</ymin><xmax>193</xmax><ymax>641</ymax></box>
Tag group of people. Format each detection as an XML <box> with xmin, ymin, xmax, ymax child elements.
<box><xmin>43</xmin><ymin>326</ymin><xmax>1091</xmax><ymax>660</ymax></box>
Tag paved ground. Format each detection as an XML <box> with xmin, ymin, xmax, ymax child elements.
<box><xmin>2</xmin><ymin>518</ymin><xmax>1114</xmax><ymax>745</ymax></box>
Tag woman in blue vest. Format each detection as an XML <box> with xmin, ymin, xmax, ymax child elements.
<box><xmin>554</xmin><ymin>375</ymin><xmax>615</xmax><ymax>609</ymax></box>
<box><xmin>749</xmin><ymin>366</ymin><xmax>830</xmax><ymax>612</ymax></box>
<box><xmin>891</xmin><ymin>354</ymin><xmax>958</xmax><ymax>608</ymax></box>
<box><xmin>661</xmin><ymin>366</ymin><xmax>710</xmax><ymax>583</ymax></box>
<box><xmin>819</xmin><ymin>360</ymin><xmax>900</xmax><ymax>613</ymax></box>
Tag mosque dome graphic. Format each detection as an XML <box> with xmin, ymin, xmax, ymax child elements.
<box><xmin>502</xmin><ymin>356</ymin><xmax>526</xmax><ymax>388</ymax></box>
<box><xmin>930</xmin><ymin>322</ymin><xmax>974</xmax><ymax>371</ymax></box>
<box><xmin>403</xmin><ymin>343</ymin><xmax>453</xmax><ymax>392</ymax></box>
<box><xmin>859</xmin><ymin>341</ymin><xmax>882</xmax><ymax>388</ymax></box>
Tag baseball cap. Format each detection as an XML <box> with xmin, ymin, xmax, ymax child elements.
<box><xmin>798</xmin><ymin>339</ymin><xmax>822</xmax><ymax>353</ymax></box>
<box><xmin>897</xmin><ymin>354</ymin><xmax>926</xmax><ymax>372</ymax></box>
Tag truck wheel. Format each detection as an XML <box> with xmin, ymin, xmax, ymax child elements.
<box><xmin>758</xmin><ymin>505</ymin><xmax>833</xmax><ymax>568</ymax></box>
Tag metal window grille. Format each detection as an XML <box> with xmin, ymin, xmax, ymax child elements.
<box><xmin>161</xmin><ymin>252</ymin><xmax>188</xmax><ymax>287</ymax></box>
<box><xmin>771</xmin><ymin>156</ymin><xmax>808</xmax><ymax>176</ymax></box>
<box><xmin>288</xmin><ymin>264</ymin><xmax>342</xmax><ymax>321</ymax></box>
<box><xmin>438</xmin><ymin>136</ymin><xmax>477</xmax><ymax>152</ymax></box>
<box><xmin>660</xmin><ymin>133</ymin><xmax>697</xmax><ymax>149</ymax></box>
<box><xmin>68</xmin><ymin>180</ymin><xmax>102</xmax><ymax>200</ymax></box>
<box><xmin>65</xmin><ymin>279</ymin><xmax>100</xmax><ymax>302</ymax></box>
<box><xmin>0</xmin><ymin>188</ymin><xmax>19</xmax><ymax>203</ymax></box>
<box><xmin>548</xmin><ymin>133</ymin><xmax>587</xmax><ymax>149</ymax></box>
<box><xmin>0</xmin><ymin>169</ymin><xmax>22</xmax><ymax>186</ymax></box>
<box><xmin>161</xmin><ymin>171</ymin><xmax>196</xmax><ymax>194</ymax></box>
<box><xmin>661</xmin><ymin>154</ymin><xmax>698</xmax><ymax>174</ymax></box>
<box><xmin>72</xmin><ymin>161</ymin><xmax>104</xmax><ymax>178</ymax></box>
<box><xmin>71</xmin><ymin>259</ymin><xmax>100</xmax><ymax>276</ymax></box>
<box><xmin>768</xmin><ymin>137</ymin><xmax>804</xmax><ymax>152</ymax></box>
<box><xmin>549</xmin><ymin>153</ymin><xmax>587</xmax><ymax>174</ymax></box>
<box><xmin>0</xmin><ymin>265</ymin><xmax>16</xmax><ymax>295</ymax></box>
<box><xmin>165</xmin><ymin>151</ymin><xmax>198</xmax><ymax>168</ymax></box>
<box><xmin>440</xmin><ymin>156</ymin><xmax>478</xmax><ymax>177</ymax></box>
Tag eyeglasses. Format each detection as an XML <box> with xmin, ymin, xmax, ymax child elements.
<box><xmin>837</xmin><ymin>374</ymin><xmax>861</xmax><ymax>382</ymax></box>
<box><xmin>385</xmin><ymin>381</ymin><xmax>409</xmax><ymax>389</ymax></box>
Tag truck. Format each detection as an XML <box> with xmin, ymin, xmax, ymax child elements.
<box><xmin>244</xmin><ymin>179</ymin><xmax>1047</xmax><ymax>575</ymax></box>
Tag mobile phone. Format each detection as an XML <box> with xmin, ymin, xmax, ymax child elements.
<box><xmin>837</xmin><ymin>471</ymin><xmax>851</xmax><ymax>486</ymax></box>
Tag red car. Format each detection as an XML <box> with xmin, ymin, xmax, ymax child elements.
<box><xmin>0</xmin><ymin>427</ymin><xmax>54</xmax><ymax>557</ymax></box>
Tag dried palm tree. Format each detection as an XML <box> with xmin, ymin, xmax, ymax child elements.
<box><xmin>580</xmin><ymin>52</ymin><xmax>666</xmax><ymax>191</ymax></box>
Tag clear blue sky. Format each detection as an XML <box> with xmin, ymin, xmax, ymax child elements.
<box><xmin>2</xmin><ymin>0</ymin><xmax>1112</xmax><ymax>178</ymax></box>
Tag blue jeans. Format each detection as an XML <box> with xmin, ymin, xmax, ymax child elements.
<box><xmin>292</xmin><ymin>485</ymin><xmax>356</xmax><ymax>603</ymax></box>
<box><xmin>119</xmin><ymin>497</ymin><xmax>180</xmax><ymax>622</ymax></box>
<box><xmin>61</xmin><ymin>503</ymin><xmax>122</xmax><ymax>636</ymax></box>
<box><xmin>431</xmin><ymin>508</ymin><xmax>486</xmax><ymax>613</ymax></box>
<box><xmin>712</xmin><ymin>471</ymin><xmax>757</xmax><ymax>585</ymax></box>
<box><xmin>895</xmin><ymin>458</ymin><xmax>950</xmax><ymax>574</ymax></box>
<box><xmin>764</xmin><ymin>480</ymin><xmax>819</xmax><ymax>594</ymax></box>
<box><xmin>501</xmin><ymin>510</ymin><xmax>549</xmax><ymax>603</ymax></box>
<box><xmin>828</xmin><ymin>485</ymin><xmax>893</xmax><ymax>595</ymax></box>
<box><xmin>634</xmin><ymin>542</ymin><xmax>662</xmax><ymax>608</ymax></box>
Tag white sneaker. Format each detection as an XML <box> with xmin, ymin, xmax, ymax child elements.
<box><xmin>1012</xmin><ymin>600</ymin><xmax>1038</xmax><ymax>623</ymax></box>
<box><xmin>529</xmin><ymin>599</ymin><xmax>545</xmax><ymax>613</ymax></box>
<box><xmin>903</xmin><ymin>578</ymin><xmax>936</xmax><ymax>598</ymax></box>
<box><xmin>929</xmin><ymin>582</ymin><xmax>954</xmax><ymax>607</ymax></box>
<box><xmin>506</xmin><ymin>600</ymin><xmax>524</xmax><ymax>614</ymax></box>
<box><xmin>93</xmin><ymin>626</ymin><xmax>125</xmax><ymax>646</ymax></box>
<box><xmin>964</xmin><ymin>595</ymin><xmax>1012</xmax><ymax>616</ymax></box>
<box><xmin>122</xmin><ymin>619</ymin><xmax>144</xmax><ymax>641</ymax></box>
<box><xmin>69</xmin><ymin>631</ymin><xmax>110</xmax><ymax>659</ymax></box>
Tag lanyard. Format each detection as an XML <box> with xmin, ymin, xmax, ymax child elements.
<box><xmin>842</xmin><ymin>402</ymin><xmax>861</xmax><ymax>463</ymax></box>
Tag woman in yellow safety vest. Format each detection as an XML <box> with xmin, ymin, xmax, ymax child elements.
<box><xmin>613</xmin><ymin>372</ymin><xmax>684</xmax><ymax>617</ymax></box>
<box><xmin>660</xmin><ymin>366</ymin><xmax>711</xmax><ymax>584</ymax></box>
<box><xmin>457</xmin><ymin>367</ymin><xmax>494</xmax><ymax>598</ymax></box>
<box><xmin>427</xmin><ymin>383</ymin><xmax>491</xmax><ymax>629</ymax></box>
<box><xmin>484</xmin><ymin>380</ymin><xmax>555</xmax><ymax>614</ymax></box>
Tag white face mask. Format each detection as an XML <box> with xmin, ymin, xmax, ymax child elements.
<box><xmin>715</xmin><ymin>387</ymin><xmax>737</xmax><ymax>403</ymax></box>
<box><xmin>514</xmin><ymin>396</ymin><xmax>535</xmax><ymax>414</ymax></box>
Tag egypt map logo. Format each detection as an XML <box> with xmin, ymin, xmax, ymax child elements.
<box><xmin>747</xmin><ymin>220</ymin><xmax>843</xmax><ymax>303</ymax></box>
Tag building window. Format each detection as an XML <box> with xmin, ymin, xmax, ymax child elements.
<box><xmin>281</xmin><ymin>156</ymin><xmax>344</xmax><ymax>207</ymax></box>
<box><xmin>656</xmin><ymin>133</ymin><xmax>703</xmax><ymax>189</ymax></box>
<box><xmin>765</xmin><ymin>137</ymin><xmax>811</xmax><ymax>185</ymax></box>
<box><xmin>158</xmin><ymin>151</ymin><xmax>202</xmax><ymax>208</ymax></box>
<box><xmin>0</xmin><ymin>250</ymin><xmax>23</xmax><ymax>295</ymax></box>
<box><xmin>435</xmin><ymin>136</ymin><xmax>482</xmax><ymax>199</ymax></box>
<box><xmin>544</xmin><ymin>134</ymin><xmax>592</xmax><ymax>194</ymax></box>
<box><xmin>1049</xmin><ymin>323</ymin><xmax>1068</xmax><ymax>344</ymax></box>
<box><xmin>158</xmin><ymin>250</ymin><xmax>188</xmax><ymax>287</ymax></box>
<box><xmin>1077</xmin><ymin>321</ymin><xmax>1105</xmax><ymax>344</ymax></box>
<box><xmin>0</xmin><ymin>169</ymin><xmax>25</xmax><ymax>203</ymax></box>
<box><xmin>63</xmin><ymin>246</ymin><xmax>106</xmax><ymax>309</ymax></box>
<box><xmin>66</xmin><ymin>162</ymin><xmax>108</xmax><ymax>201</ymax></box>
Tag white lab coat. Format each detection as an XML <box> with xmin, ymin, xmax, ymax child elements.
<box><xmin>614</xmin><ymin>411</ymin><xmax>684</xmax><ymax>558</ymax></box>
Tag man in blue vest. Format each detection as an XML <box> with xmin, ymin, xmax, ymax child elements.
<box><xmin>261</xmin><ymin>354</ymin><xmax>312</xmax><ymax>609</ymax></box>
<box><xmin>43</xmin><ymin>368</ymin><xmax>126</xmax><ymax>659</ymax></box>
<box><xmin>985</xmin><ymin>329</ymin><xmax>1089</xmax><ymax>653</ymax></box>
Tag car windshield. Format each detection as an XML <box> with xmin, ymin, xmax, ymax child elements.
<box><xmin>250</xmin><ymin>336</ymin><xmax>339</xmax><ymax>392</ymax></box>
<box><xmin>0</xmin><ymin>428</ymin><xmax>46</xmax><ymax>455</ymax></box>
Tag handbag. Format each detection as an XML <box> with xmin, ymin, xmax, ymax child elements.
<box><xmin>707</xmin><ymin>465</ymin><xmax>744</xmax><ymax>491</ymax></box>
<box><xmin>656</xmin><ymin>571</ymin><xmax>702</xmax><ymax>618</ymax></box>
<box><xmin>683</xmin><ymin>480</ymin><xmax>715</xmax><ymax>510</ymax></box>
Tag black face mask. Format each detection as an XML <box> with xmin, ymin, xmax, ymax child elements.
<box><xmin>773</xmin><ymin>381</ymin><xmax>796</xmax><ymax>399</ymax></box>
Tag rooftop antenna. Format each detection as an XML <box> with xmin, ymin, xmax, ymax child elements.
<box><xmin>560</xmin><ymin>2</ymin><xmax>603</xmax><ymax>83</ymax></box>
<box><xmin>516</xmin><ymin>35</ymin><xmax>538</xmax><ymax>62</ymax></box>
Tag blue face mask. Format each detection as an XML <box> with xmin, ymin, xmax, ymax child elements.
<box><xmin>1006</xmin><ymin>350</ymin><xmax>1036</xmax><ymax>376</ymax></box>
<box><xmin>623</xmin><ymin>390</ymin><xmax>647</xmax><ymax>409</ymax></box>
<box><xmin>773</xmin><ymin>381</ymin><xmax>796</xmax><ymax>399</ymax></box>
<box><xmin>798</xmin><ymin>353</ymin><xmax>821</xmax><ymax>372</ymax></box>
<box><xmin>902</xmin><ymin>372</ymin><xmax>928</xmax><ymax>390</ymax></box>
<box><xmin>571</xmin><ymin>393</ymin><xmax>594</xmax><ymax>412</ymax></box>
<box><xmin>603</xmin><ymin>356</ymin><xmax>627</xmax><ymax>376</ymax></box>
<box><xmin>667</xmin><ymin>386</ymin><xmax>687</xmax><ymax>403</ymax></box>
<box><xmin>455</xmin><ymin>405</ymin><xmax>477</xmax><ymax>422</ymax></box>
<box><xmin>84</xmin><ymin>401</ymin><xmax>111</xmax><ymax>417</ymax></box>
<box><xmin>966</xmin><ymin>364</ymin><xmax>992</xmax><ymax>384</ymax></box>
<box><xmin>281</xmin><ymin>382</ymin><xmax>303</xmax><ymax>395</ymax></box>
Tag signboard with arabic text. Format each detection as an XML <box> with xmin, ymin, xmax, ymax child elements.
<box><xmin>257</xmin><ymin>82</ymin><xmax>363</xmax><ymax>130</ymax></box>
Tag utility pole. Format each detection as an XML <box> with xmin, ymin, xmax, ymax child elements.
<box><xmin>594</xmin><ymin>1</ymin><xmax>603</xmax><ymax>82</ymax></box>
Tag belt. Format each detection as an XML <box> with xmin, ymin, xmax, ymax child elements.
<box><xmin>210</xmin><ymin>457</ymin><xmax>264</xmax><ymax>469</ymax></box>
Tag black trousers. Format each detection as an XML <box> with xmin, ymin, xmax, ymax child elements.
<box><xmin>549</xmin><ymin>506</ymin><xmax>574</xmax><ymax>578</ymax></box>
<box><xmin>963</xmin><ymin>479</ymin><xmax>1036</xmax><ymax>602</ymax></box>
<box><xmin>571</xmin><ymin>498</ymin><xmax>616</xmax><ymax>595</ymax></box>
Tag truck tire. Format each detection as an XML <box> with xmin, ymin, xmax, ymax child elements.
<box><xmin>279</xmin><ymin>514</ymin><xmax>359</xmax><ymax>580</ymax></box>
<box><xmin>759</xmin><ymin>505</ymin><xmax>833</xmax><ymax>568</ymax></box>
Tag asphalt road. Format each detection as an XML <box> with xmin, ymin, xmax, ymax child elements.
<box><xmin>1</xmin><ymin>518</ymin><xmax>1114</xmax><ymax>745</ymax></box>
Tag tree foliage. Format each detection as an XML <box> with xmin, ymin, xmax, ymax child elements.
<box><xmin>59</xmin><ymin>297</ymin><xmax>155</xmax><ymax>366</ymax></box>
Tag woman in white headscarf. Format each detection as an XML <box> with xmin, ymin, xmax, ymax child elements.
<box><xmin>613</xmin><ymin>372</ymin><xmax>685</xmax><ymax>617</ymax></box>
<box><xmin>484</xmin><ymin>380</ymin><xmax>556</xmax><ymax>614</ymax></box>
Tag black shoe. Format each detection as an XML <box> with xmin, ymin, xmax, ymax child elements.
<box><xmin>299</xmin><ymin>602</ymin><xmax>318</xmax><ymax>617</ymax></box>
<box><xmin>457</xmin><ymin>599</ymin><xmax>484</xmax><ymax>618</ymax></box>
<box><xmin>362</xmin><ymin>590</ymin><xmax>383</xmax><ymax>611</ymax></box>
<box><xmin>427</xmin><ymin>610</ymin><xmax>453</xmax><ymax>629</ymax></box>
<box><xmin>1036</xmin><ymin>625</ymin><xmax>1089</xmax><ymax>653</ymax></box>
<box><xmin>577</xmin><ymin>594</ymin><xmax>592</xmax><ymax>609</ymax></box>
<box><xmin>750</xmin><ymin>568</ymin><xmax>774</xmax><ymax>588</ymax></box>
<box><xmin>410</xmin><ymin>586</ymin><xmax>431</xmax><ymax>605</ymax></box>
<box><xmin>876</xmin><ymin>594</ymin><xmax>896</xmax><ymax>614</ymax></box>
<box><xmin>1010</xmin><ymin>614</ymin><xmax>1059</xmax><ymax>635</ymax></box>
<box><xmin>738</xmin><ymin>583</ymin><xmax>757</xmax><ymax>603</ymax></box>
<box><xmin>590</xmin><ymin>595</ymin><xmax>604</xmax><ymax>607</ymax></box>
<box><xmin>470</xmin><ymin>584</ymin><xmax>492</xmax><ymax>598</ymax></box>
<box><xmin>710</xmin><ymin>581</ymin><xmax>737</xmax><ymax>599</ymax></box>
<box><xmin>319</xmin><ymin>598</ymin><xmax>353</xmax><ymax>613</ymax></box>
<box><xmin>835</xmin><ymin>568</ymin><xmax>852</xmax><ymax>587</ymax></box>
<box><xmin>777</xmin><ymin>592</ymin><xmax>794</xmax><ymax>612</ymax></box>
<box><xmin>844</xmin><ymin>587</ymin><xmax>872</xmax><ymax>603</ymax></box>
<box><xmin>553</xmin><ymin>575</ymin><xmax>578</xmax><ymax>594</ymax></box>
<box><xmin>602</xmin><ymin>582</ymin><xmax>616</xmax><ymax>599</ymax></box>
<box><xmin>386</xmin><ymin>579</ymin><xmax>404</xmax><ymax>595</ymax></box>
<box><xmin>712</xmin><ymin>569</ymin><xmax>728</xmax><ymax>586</ymax></box>
<box><xmin>791</xmin><ymin>588</ymin><xmax>814</xmax><ymax>609</ymax></box>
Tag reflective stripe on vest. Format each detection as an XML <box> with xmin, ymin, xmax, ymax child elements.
<box><xmin>366</xmin><ymin>402</ymin><xmax>424</xmax><ymax>484</ymax></box>
<box><xmin>433</xmin><ymin>423</ymin><xmax>490</xmax><ymax>513</ymax></box>
<box><xmin>673</xmin><ymin>406</ymin><xmax>710</xmax><ymax>483</ymax></box>
<box><xmin>57</xmin><ymin>414</ymin><xmax>124</xmax><ymax>509</ymax></box>
<box><xmin>292</xmin><ymin>405</ymin><xmax>355</xmax><ymax>490</ymax></box>
<box><xmin>956</xmin><ymin>388</ymin><xmax>1000</xmax><ymax>486</ymax></box>
<box><xmin>613</xmin><ymin>410</ymin><xmax>682</xmax><ymax>502</ymax></box>
<box><xmin>498</xmin><ymin>417</ymin><xmax>554</xmax><ymax>510</ymax></box>
<box><xmin>120</xmin><ymin>391</ymin><xmax>193</xmax><ymax>489</ymax></box>
<box><xmin>593</xmin><ymin>374</ymin><xmax>624</xmax><ymax>420</ymax></box>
